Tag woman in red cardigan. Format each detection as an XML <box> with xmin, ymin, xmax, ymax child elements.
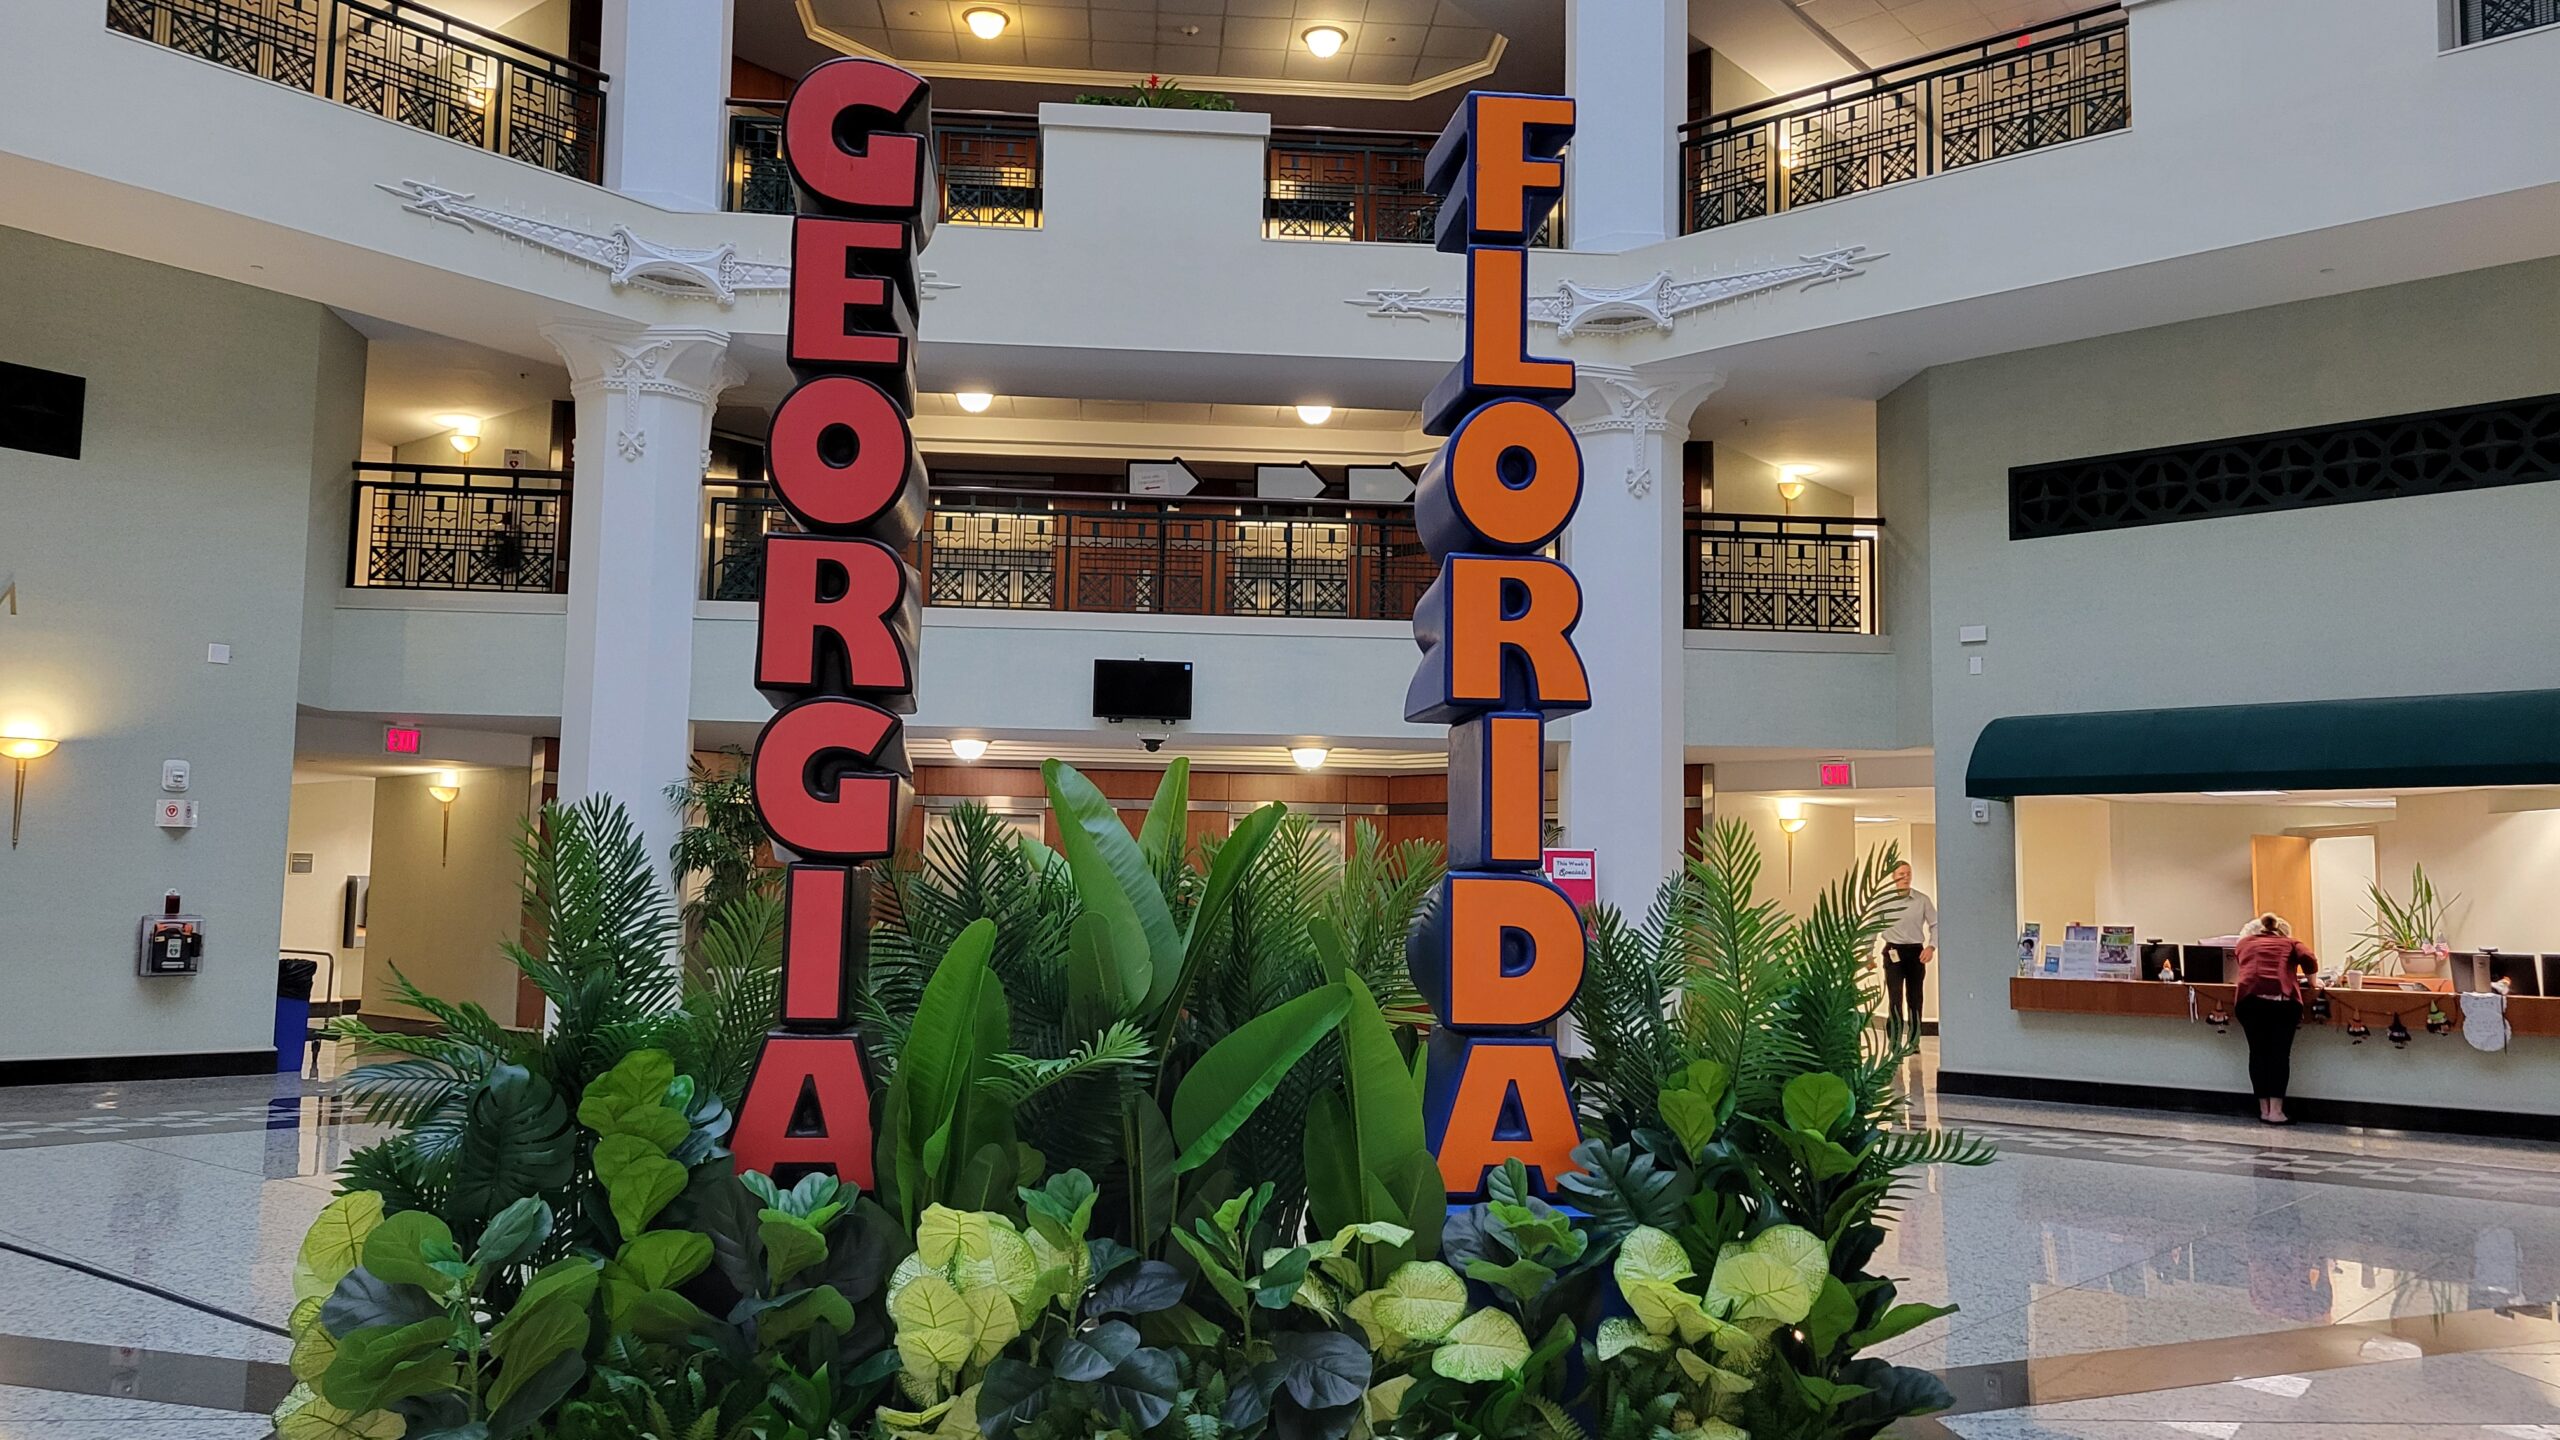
<box><xmin>2235</xmin><ymin>913</ymin><xmax>2319</xmax><ymax>1125</ymax></box>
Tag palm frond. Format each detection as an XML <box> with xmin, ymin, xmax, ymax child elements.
<box><xmin>981</xmin><ymin>1019</ymin><xmax>1154</xmax><ymax>1103</ymax></box>
<box><xmin>669</xmin><ymin>887</ymin><xmax>786</xmax><ymax>1108</ymax></box>
<box><xmin>1325</xmin><ymin>822</ymin><xmax>1443</xmax><ymax>1018</ymax></box>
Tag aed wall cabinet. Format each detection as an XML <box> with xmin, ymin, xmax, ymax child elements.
<box><xmin>138</xmin><ymin>912</ymin><xmax>205</xmax><ymax>976</ymax></box>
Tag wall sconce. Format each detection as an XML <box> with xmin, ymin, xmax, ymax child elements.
<box><xmin>436</xmin><ymin>415</ymin><xmax>482</xmax><ymax>456</ymax></box>
<box><xmin>1776</xmin><ymin>798</ymin><xmax>1807</xmax><ymax>889</ymax></box>
<box><xmin>3</xmin><ymin>735</ymin><xmax>58</xmax><ymax>850</ymax></box>
<box><xmin>1295</xmin><ymin>404</ymin><xmax>1334</xmax><ymax>426</ymax></box>
<box><xmin>428</xmin><ymin>768</ymin><xmax>460</xmax><ymax>865</ymax></box>
<box><xmin>949</xmin><ymin>737</ymin><xmax>989</xmax><ymax>762</ymax></box>
<box><xmin>1777</xmin><ymin>464</ymin><xmax>1819</xmax><ymax>515</ymax></box>
<box><xmin>954</xmin><ymin>391</ymin><xmax>995</xmax><ymax>414</ymax></box>
<box><xmin>1289</xmin><ymin>745</ymin><xmax>1330</xmax><ymax>771</ymax></box>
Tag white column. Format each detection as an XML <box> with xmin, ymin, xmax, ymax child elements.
<box><xmin>1564</xmin><ymin>0</ymin><xmax>1686</xmax><ymax>252</ymax></box>
<box><xmin>1560</xmin><ymin>366</ymin><xmax>1722</xmax><ymax>920</ymax></box>
<box><xmin>541</xmin><ymin>322</ymin><xmax>745</xmax><ymax>898</ymax></box>
<box><xmin>599</xmin><ymin>0</ymin><xmax>735</xmax><ymax>212</ymax></box>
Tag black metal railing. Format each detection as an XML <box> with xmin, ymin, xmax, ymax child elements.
<box><xmin>350</xmin><ymin>464</ymin><xmax>569</xmax><ymax>593</ymax></box>
<box><xmin>1679</xmin><ymin>6</ymin><xmax>2126</xmax><ymax>233</ymax></box>
<box><xmin>2460</xmin><ymin>0</ymin><xmax>2560</xmax><ymax>41</ymax></box>
<box><xmin>1267</xmin><ymin>129</ymin><xmax>1559</xmax><ymax>246</ymax></box>
<box><xmin>706</xmin><ymin>486</ymin><xmax>1436</xmax><ymax>621</ymax></box>
<box><xmin>726</xmin><ymin>103</ymin><xmax>1041</xmax><ymax>226</ymax></box>
<box><xmin>1686</xmin><ymin>513</ymin><xmax>1881</xmax><ymax>634</ymax></box>
<box><xmin>108</xmin><ymin>0</ymin><xmax>606</xmax><ymax>181</ymax></box>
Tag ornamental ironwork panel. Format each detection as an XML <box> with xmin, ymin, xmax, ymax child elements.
<box><xmin>2464</xmin><ymin>0</ymin><xmax>2560</xmax><ymax>41</ymax></box>
<box><xmin>1065</xmin><ymin>511</ymin><xmax>1213</xmax><ymax>614</ymax></box>
<box><xmin>725</xmin><ymin>110</ymin><xmax>1041</xmax><ymax>226</ymax></box>
<box><xmin>1934</xmin><ymin>23</ymin><xmax>2127</xmax><ymax>169</ymax></box>
<box><xmin>106</xmin><ymin>0</ymin><xmax>603</xmax><ymax>181</ymax></box>
<box><xmin>1688</xmin><ymin>515</ymin><xmax>1878</xmax><ymax>634</ymax></box>
<box><xmin>353</xmin><ymin>468</ymin><xmax>565</xmax><ymax>593</ymax></box>
<box><xmin>1680</xmin><ymin>6</ymin><xmax>2127</xmax><ymax>234</ymax></box>
<box><xmin>108</xmin><ymin>0</ymin><xmax>323</xmax><ymax>89</ymax></box>
<box><xmin>1267</xmin><ymin>131</ymin><xmax>1556</xmax><ymax>245</ymax></box>
<box><xmin>2007</xmin><ymin>392</ymin><xmax>2560</xmax><ymax>541</ymax></box>
<box><xmin>930</xmin><ymin>508</ymin><xmax>1059</xmax><ymax>609</ymax></box>
<box><xmin>1228</xmin><ymin>519</ymin><xmax>1352</xmax><ymax>618</ymax></box>
<box><xmin>704</xmin><ymin>491</ymin><xmax>802</xmax><ymax>602</ymax></box>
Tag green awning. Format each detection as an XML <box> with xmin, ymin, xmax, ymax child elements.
<box><xmin>1965</xmin><ymin>689</ymin><xmax>2560</xmax><ymax>800</ymax></box>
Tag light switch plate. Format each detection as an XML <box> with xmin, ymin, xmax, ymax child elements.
<box><xmin>1970</xmin><ymin>800</ymin><xmax>1991</xmax><ymax>824</ymax></box>
<box><xmin>1968</xmin><ymin>655</ymin><xmax>1984</xmax><ymax>675</ymax></box>
<box><xmin>1958</xmin><ymin>625</ymin><xmax>1988</xmax><ymax>644</ymax></box>
<box><xmin>206</xmin><ymin>643</ymin><xmax>231</xmax><ymax>664</ymax></box>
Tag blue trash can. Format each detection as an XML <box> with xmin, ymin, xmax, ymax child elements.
<box><xmin>275</xmin><ymin>957</ymin><xmax>319</xmax><ymax>1073</ymax></box>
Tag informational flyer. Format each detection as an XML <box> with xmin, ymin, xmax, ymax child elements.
<box><xmin>2018</xmin><ymin>923</ymin><xmax>2043</xmax><ymax>977</ymax></box>
<box><xmin>2060</xmin><ymin>924</ymin><xmax>2101</xmax><ymax>979</ymax></box>
<box><xmin>2043</xmin><ymin>945</ymin><xmax>2063</xmax><ymax>976</ymax></box>
<box><xmin>2097</xmin><ymin>925</ymin><xmax>2138</xmax><ymax>981</ymax></box>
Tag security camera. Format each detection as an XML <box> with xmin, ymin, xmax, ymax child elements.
<box><xmin>1140</xmin><ymin>736</ymin><xmax>1165</xmax><ymax>753</ymax></box>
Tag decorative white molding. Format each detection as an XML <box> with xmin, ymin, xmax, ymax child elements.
<box><xmin>379</xmin><ymin>180</ymin><xmax>960</xmax><ymax>307</ymax></box>
<box><xmin>1348</xmin><ymin>246</ymin><xmax>1883</xmax><ymax>339</ymax></box>
<box><xmin>1569</xmin><ymin>368</ymin><xmax>1726</xmax><ymax>499</ymax></box>
<box><xmin>541</xmin><ymin>323</ymin><xmax>748</xmax><ymax>470</ymax></box>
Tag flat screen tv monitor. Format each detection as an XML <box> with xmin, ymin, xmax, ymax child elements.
<box><xmin>1094</xmin><ymin>659</ymin><xmax>1193</xmax><ymax>722</ymax></box>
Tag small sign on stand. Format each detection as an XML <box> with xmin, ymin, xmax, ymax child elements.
<box><xmin>1542</xmin><ymin>848</ymin><xmax>1596</xmax><ymax>910</ymax></box>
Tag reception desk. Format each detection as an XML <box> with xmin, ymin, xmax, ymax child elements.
<box><xmin>2010</xmin><ymin>976</ymin><xmax>2560</xmax><ymax>1038</ymax></box>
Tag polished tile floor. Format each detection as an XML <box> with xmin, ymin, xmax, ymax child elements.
<box><xmin>2</xmin><ymin>1042</ymin><xmax>2559</xmax><ymax>1436</ymax></box>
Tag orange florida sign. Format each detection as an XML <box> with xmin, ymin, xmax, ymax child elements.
<box><xmin>1407</xmin><ymin>93</ymin><xmax>1588</xmax><ymax>1200</ymax></box>
<box><xmin>732</xmin><ymin>56</ymin><xmax>938</xmax><ymax>1188</ymax></box>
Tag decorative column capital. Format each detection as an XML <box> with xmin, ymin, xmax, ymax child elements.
<box><xmin>540</xmin><ymin>321</ymin><xmax>748</xmax><ymax>465</ymax></box>
<box><xmin>1566</xmin><ymin>366</ymin><xmax>1725</xmax><ymax>498</ymax></box>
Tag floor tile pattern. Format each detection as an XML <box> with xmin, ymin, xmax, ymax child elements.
<box><xmin>1956</xmin><ymin>1118</ymin><xmax>2560</xmax><ymax>1206</ymax></box>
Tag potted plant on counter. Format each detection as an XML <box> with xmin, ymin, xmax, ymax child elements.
<box><xmin>2351</xmin><ymin>863</ymin><xmax>2458</xmax><ymax>978</ymax></box>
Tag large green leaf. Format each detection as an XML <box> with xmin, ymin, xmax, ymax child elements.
<box><xmin>1335</xmin><ymin>973</ymin><xmax>1425</xmax><ymax>1175</ymax></box>
<box><xmin>485</xmin><ymin>1260</ymin><xmax>598</xmax><ymax>1413</ymax></box>
<box><xmin>1148</xmin><ymin>801</ymin><xmax>1286</xmax><ymax>1022</ymax></box>
<box><xmin>1302</xmin><ymin>1091</ymin><xmax>1363</xmax><ymax>1239</ymax></box>
<box><xmin>1707</xmin><ymin>1225</ymin><xmax>1828</xmax><ymax>1325</ymax></box>
<box><xmin>1430</xmin><ymin>1307</ymin><xmax>1531</xmax><ymax>1382</ymax></box>
<box><xmin>470</xmin><ymin>1197</ymin><xmax>553</xmax><ymax>1273</ymax></box>
<box><xmin>576</xmin><ymin>1050</ymin><xmax>687</xmax><ymax>1154</ymax></box>
<box><xmin>1065</xmin><ymin>911</ymin><xmax>1129</xmax><ymax>1034</ymax></box>
<box><xmin>451</xmin><ymin>1065</ymin><xmax>572</xmax><ymax>1228</ymax></box>
<box><xmin>898</xmin><ymin>919</ymin><xmax>1002</xmax><ymax>1187</ymax></box>
<box><xmin>1137</xmin><ymin>757</ymin><xmax>1192</xmax><ymax>876</ymax></box>
<box><xmin>1125</xmin><ymin>1095</ymin><xmax>1179</xmax><ymax>1246</ymax></box>
<box><xmin>319</xmin><ymin>1318</ymin><xmax>455</xmax><ymax>1413</ymax></box>
<box><xmin>361</xmin><ymin>1210</ymin><xmax>464</xmax><ymax>1294</ymax></box>
<box><xmin>293</xmin><ymin>1193</ymin><xmax>385</xmax><ymax>1304</ymax></box>
<box><xmin>274</xmin><ymin>1387</ymin><xmax>405</xmax><ymax>1440</ymax></box>
<box><xmin>1168</xmin><ymin>983</ymin><xmax>1351</xmax><ymax>1173</ymax></box>
<box><xmin>1352</xmin><ymin>1261</ymin><xmax>1466</xmax><ymax>1346</ymax></box>
<box><xmin>1782</xmin><ymin>1072</ymin><xmax>1853</xmax><ymax>1138</ymax></box>
<box><xmin>1044</xmin><ymin>760</ymin><xmax>1179</xmax><ymax>1002</ymax></box>
<box><xmin>1846</xmin><ymin>1301</ymin><xmax>1958</xmax><ymax>1351</ymax></box>
<box><xmin>593</xmin><ymin>1134</ymin><xmax>687</xmax><ymax>1239</ymax></box>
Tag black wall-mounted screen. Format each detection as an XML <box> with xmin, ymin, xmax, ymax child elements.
<box><xmin>1094</xmin><ymin>659</ymin><xmax>1193</xmax><ymax>722</ymax></box>
<box><xmin>0</xmin><ymin>361</ymin><xmax>86</xmax><ymax>460</ymax></box>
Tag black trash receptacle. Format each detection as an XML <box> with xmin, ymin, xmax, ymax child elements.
<box><xmin>275</xmin><ymin>957</ymin><xmax>319</xmax><ymax>1073</ymax></box>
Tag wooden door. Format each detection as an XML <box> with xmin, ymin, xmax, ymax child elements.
<box><xmin>2251</xmin><ymin>835</ymin><xmax>2317</xmax><ymax>953</ymax></box>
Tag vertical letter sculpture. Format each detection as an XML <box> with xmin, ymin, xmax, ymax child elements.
<box><xmin>733</xmin><ymin>57</ymin><xmax>937</xmax><ymax>1187</ymax></box>
<box><xmin>1408</xmin><ymin>92</ymin><xmax>1587</xmax><ymax>1200</ymax></box>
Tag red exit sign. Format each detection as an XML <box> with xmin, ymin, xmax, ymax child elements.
<box><xmin>384</xmin><ymin>725</ymin><xmax>423</xmax><ymax>755</ymax></box>
<box><xmin>1818</xmin><ymin>760</ymin><xmax>1854</xmax><ymax>788</ymax></box>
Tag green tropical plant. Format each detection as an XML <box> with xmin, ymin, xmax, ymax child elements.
<box><xmin>666</xmin><ymin>746</ymin><xmax>777</xmax><ymax>937</ymax></box>
<box><xmin>1072</xmin><ymin>74</ymin><xmax>1239</xmax><ymax>110</ymax></box>
<box><xmin>2350</xmin><ymin>862</ymin><xmax>2458</xmax><ymax>973</ymax></box>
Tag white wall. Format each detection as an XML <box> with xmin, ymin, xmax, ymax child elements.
<box><xmin>2377</xmin><ymin>793</ymin><xmax>2560</xmax><ymax>955</ymax></box>
<box><xmin>0</xmin><ymin>226</ymin><xmax>362</xmax><ymax>1066</ymax></box>
<box><xmin>2310</xmin><ymin>832</ymin><xmax>2377</xmax><ymax>966</ymax></box>
<box><xmin>1900</xmin><ymin>255</ymin><xmax>2560</xmax><ymax>1116</ymax></box>
<box><xmin>283</xmin><ymin>778</ymin><xmax>374</xmax><ymax>1002</ymax></box>
<box><xmin>387</xmin><ymin>401</ymin><xmax>555</xmax><ymax>468</ymax></box>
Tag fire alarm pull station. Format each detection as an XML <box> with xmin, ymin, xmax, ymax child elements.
<box><xmin>139</xmin><ymin>891</ymin><xmax>204</xmax><ymax>977</ymax></box>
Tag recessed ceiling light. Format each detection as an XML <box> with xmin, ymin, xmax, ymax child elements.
<box><xmin>950</xmin><ymin>737</ymin><xmax>990</xmax><ymax>762</ymax></box>
<box><xmin>962</xmin><ymin>7</ymin><xmax>1007</xmax><ymax>40</ymax></box>
<box><xmin>1295</xmin><ymin>404</ymin><xmax>1333</xmax><ymax>425</ymax></box>
<box><xmin>1303</xmin><ymin>25</ymin><xmax>1346</xmax><ymax>58</ymax></box>
<box><xmin>1854</xmin><ymin>815</ymin><xmax>1895</xmax><ymax>823</ymax></box>
<box><xmin>2202</xmin><ymin>790</ymin><xmax>2287</xmax><ymax>798</ymax></box>
<box><xmin>2321</xmin><ymin>797</ymin><xmax>2398</xmax><ymax>809</ymax></box>
<box><xmin>955</xmin><ymin>391</ymin><xmax>995</xmax><ymax>413</ymax></box>
<box><xmin>1289</xmin><ymin>745</ymin><xmax>1330</xmax><ymax>771</ymax></box>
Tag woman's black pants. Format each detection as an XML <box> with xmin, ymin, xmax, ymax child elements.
<box><xmin>2236</xmin><ymin>995</ymin><xmax>2302</xmax><ymax>1100</ymax></box>
<box><xmin>1882</xmin><ymin>944</ymin><xmax>1926</xmax><ymax>1036</ymax></box>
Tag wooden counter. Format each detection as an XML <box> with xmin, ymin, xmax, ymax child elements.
<box><xmin>2010</xmin><ymin>977</ymin><xmax>2560</xmax><ymax>1038</ymax></box>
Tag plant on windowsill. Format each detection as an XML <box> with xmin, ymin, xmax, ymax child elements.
<box><xmin>1073</xmin><ymin>74</ymin><xmax>1239</xmax><ymax>110</ymax></box>
<box><xmin>2350</xmin><ymin>862</ymin><xmax>2459</xmax><ymax>979</ymax></box>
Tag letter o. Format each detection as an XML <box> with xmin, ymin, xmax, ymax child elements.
<box><xmin>768</xmin><ymin>375</ymin><xmax>917</xmax><ymax>532</ymax></box>
<box><xmin>1434</xmin><ymin>398</ymin><xmax>1582</xmax><ymax>552</ymax></box>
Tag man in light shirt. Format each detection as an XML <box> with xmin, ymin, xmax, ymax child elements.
<box><xmin>1880</xmin><ymin>862</ymin><xmax>1936</xmax><ymax>1044</ymax></box>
